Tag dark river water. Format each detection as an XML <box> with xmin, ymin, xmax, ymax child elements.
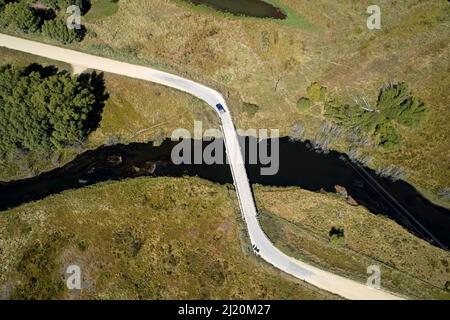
<box><xmin>181</xmin><ymin>0</ymin><xmax>286</xmax><ymax>19</ymax></box>
<box><xmin>0</xmin><ymin>137</ymin><xmax>449</xmax><ymax>250</ymax></box>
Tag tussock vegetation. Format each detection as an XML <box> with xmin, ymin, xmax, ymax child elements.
<box><xmin>325</xmin><ymin>82</ymin><xmax>427</xmax><ymax>149</ymax></box>
<box><xmin>254</xmin><ymin>185</ymin><xmax>450</xmax><ymax>299</ymax></box>
<box><xmin>0</xmin><ymin>177</ymin><xmax>334</xmax><ymax>299</ymax></box>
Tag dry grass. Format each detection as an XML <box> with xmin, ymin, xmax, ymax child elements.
<box><xmin>254</xmin><ymin>185</ymin><xmax>450</xmax><ymax>299</ymax></box>
<box><xmin>89</xmin><ymin>72</ymin><xmax>219</xmax><ymax>146</ymax></box>
<box><xmin>0</xmin><ymin>177</ymin><xmax>335</xmax><ymax>299</ymax></box>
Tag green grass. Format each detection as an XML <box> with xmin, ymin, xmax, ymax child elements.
<box><xmin>264</xmin><ymin>0</ymin><xmax>316</xmax><ymax>30</ymax></box>
<box><xmin>2</xmin><ymin>177</ymin><xmax>449</xmax><ymax>299</ymax></box>
<box><xmin>85</xmin><ymin>0</ymin><xmax>119</xmax><ymax>20</ymax></box>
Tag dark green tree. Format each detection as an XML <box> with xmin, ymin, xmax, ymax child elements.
<box><xmin>377</xmin><ymin>83</ymin><xmax>427</xmax><ymax>127</ymax></box>
<box><xmin>0</xmin><ymin>2</ymin><xmax>42</xmax><ymax>32</ymax></box>
<box><xmin>40</xmin><ymin>0</ymin><xmax>84</xmax><ymax>12</ymax></box>
<box><xmin>41</xmin><ymin>19</ymin><xmax>83</xmax><ymax>44</ymax></box>
<box><xmin>0</xmin><ymin>64</ymin><xmax>107</xmax><ymax>154</ymax></box>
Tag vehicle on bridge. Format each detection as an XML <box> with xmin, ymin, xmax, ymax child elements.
<box><xmin>216</xmin><ymin>103</ymin><xmax>226</xmax><ymax>114</ymax></box>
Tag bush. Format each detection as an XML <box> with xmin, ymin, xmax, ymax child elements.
<box><xmin>377</xmin><ymin>82</ymin><xmax>427</xmax><ymax>127</ymax></box>
<box><xmin>41</xmin><ymin>0</ymin><xmax>85</xmax><ymax>12</ymax></box>
<box><xmin>242</xmin><ymin>102</ymin><xmax>259</xmax><ymax>117</ymax></box>
<box><xmin>438</xmin><ymin>188</ymin><xmax>450</xmax><ymax>201</ymax></box>
<box><xmin>297</xmin><ymin>97</ymin><xmax>311</xmax><ymax>111</ymax></box>
<box><xmin>0</xmin><ymin>0</ymin><xmax>90</xmax><ymax>44</ymax></box>
<box><xmin>41</xmin><ymin>19</ymin><xmax>84</xmax><ymax>44</ymax></box>
<box><xmin>374</xmin><ymin>121</ymin><xmax>401</xmax><ymax>149</ymax></box>
<box><xmin>329</xmin><ymin>226</ymin><xmax>345</xmax><ymax>245</ymax></box>
<box><xmin>307</xmin><ymin>82</ymin><xmax>326</xmax><ymax>102</ymax></box>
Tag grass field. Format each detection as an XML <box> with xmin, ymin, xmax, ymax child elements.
<box><xmin>254</xmin><ymin>185</ymin><xmax>450</xmax><ymax>299</ymax></box>
<box><xmin>0</xmin><ymin>177</ymin><xmax>335</xmax><ymax>299</ymax></box>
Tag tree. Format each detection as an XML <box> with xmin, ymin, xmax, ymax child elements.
<box><xmin>40</xmin><ymin>0</ymin><xmax>84</xmax><ymax>12</ymax></box>
<box><xmin>329</xmin><ymin>227</ymin><xmax>345</xmax><ymax>246</ymax></box>
<box><xmin>41</xmin><ymin>19</ymin><xmax>84</xmax><ymax>44</ymax></box>
<box><xmin>0</xmin><ymin>64</ymin><xmax>107</xmax><ymax>154</ymax></box>
<box><xmin>377</xmin><ymin>82</ymin><xmax>427</xmax><ymax>127</ymax></box>
<box><xmin>0</xmin><ymin>2</ymin><xmax>42</xmax><ymax>32</ymax></box>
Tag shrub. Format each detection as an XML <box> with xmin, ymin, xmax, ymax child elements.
<box><xmin>242</xmin><ymin>102</ymin><xmax>259</xmax><ymax>117</ymax></box>
<box><xmin>297</xmin><ymin>97</ymin><xmax>311</xmax><ymax>111</ymax></box>
<box><xmin>307</xmin><ymin>82</ymin><xmax>326</xmax><ymax>102</ymax></box>
<box><xmin>377</xmin><ymin>82</ymin><xmax>427</xmax><ymax>127</ymax></box>
<box><xmin>289</xmin><ymin>122</ymin><xmax>305</xmax><ymax>141</ymax></box>
<box><xmin>325</xmin><ymin>82</ymin><xmax>426</xmax><ymax>149</ymax></box>
<box><xmin>41</xmin><ymin>0</ymin><xmax>85</xmax><ymax>12</ymax></box>
<box><xmin>376</xmin><ymin>165</ymin><xmax>405</xmax><ymax>181</ymax></box>
<box><xmin>374</xmin><ymin>121</ymin><xmax>401</xmax><ymax>149</ymax></box>
<box><xmin>438</xmin><ymin>187</ymin><xmax>450</xmax><ymax>201</ymax></box>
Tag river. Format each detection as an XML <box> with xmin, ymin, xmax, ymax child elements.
<box><xmin>1</xmin><ymin>137</ymin><xmax>449</xmax><ymax>250</ymax></box>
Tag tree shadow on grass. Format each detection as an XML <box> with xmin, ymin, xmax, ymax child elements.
<box><xmin>22</xmin><ymin>63</ymin><xmax>59</xmax><ymax>77</ymax></box>
<box><xmin>78</xmin><ymin>71</ymin><xmax>109</xmax><ymax>134</ymax></box>
<box><xmin>81</xmin><ymin>0</ymin><xmax>92</xmax><ymax>15</ymax></box>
